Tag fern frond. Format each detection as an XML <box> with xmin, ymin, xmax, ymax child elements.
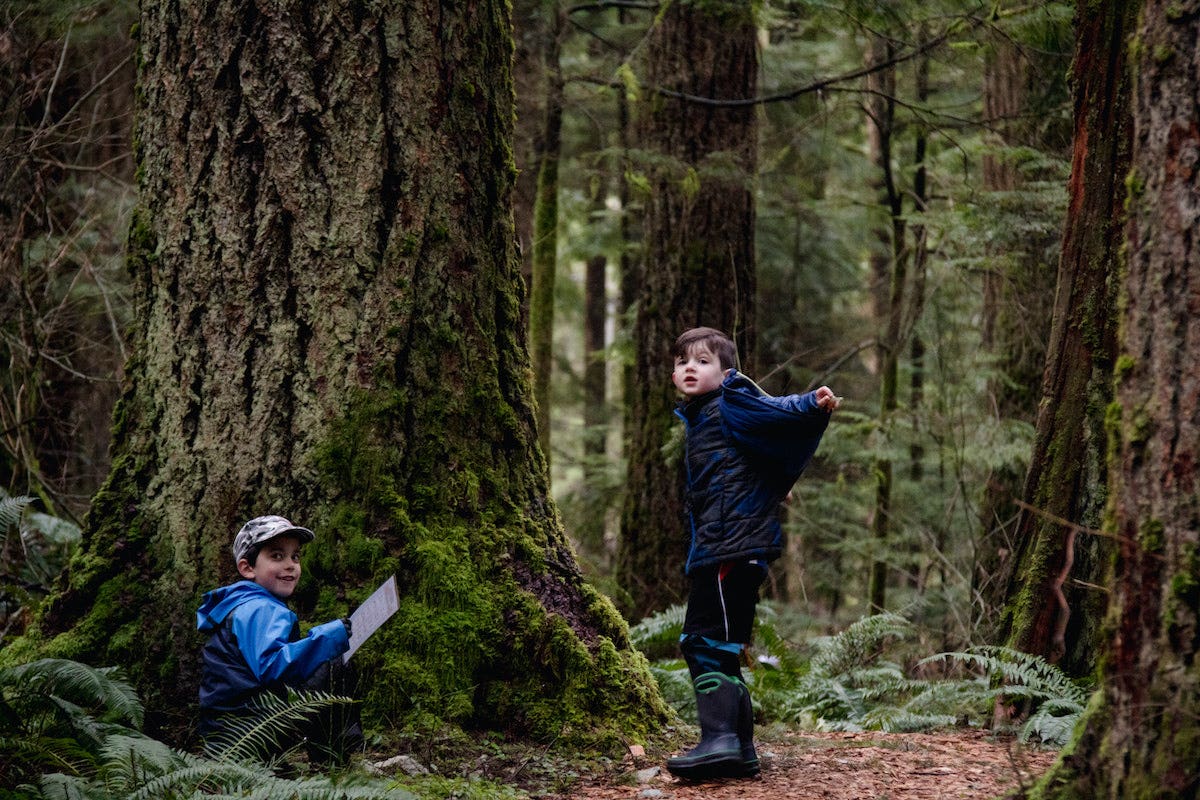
<box><xmin>36</xmin><ymin>771</ymin><xmax>103</xmax><ymax>800</ymax></box>
<box><xmin>2</xmin><ymin>659</ymin><xmax>143</xmax><ymax>730</ymax></box>
<box><xmin>920</xmin><ymin>646</ymin><xmax>1088</xmax><ymax>704</ymax></box>
<box><xmin>1020</xmin><ymin>697</ymin><xmax>1086</xmax><ymax>746</ymax></box>
<box><xmin>648</xmin><ymin>661</ymin><xmax>694</xmax><ymax>722</ymax></box>
<box><xmin>862</xmin><ymin>706</ymin><xmax>958</xmax><ymax>733</ymax></box>
<box><xmin>628</xmin><ymin>604</ymin><xmax>685</xmax><ymax>655</ymax></box>
<box><xmin>1</xmin><ymin>733</ymin><xmax>95</xmax><ymax>776</ymax></box>
<box><xmin>204</xmin><ymin>689</ymin><xmax>353</xmax><ymax>763</ymax></box>
<box><xmin>0</xmin><ymin>495</ymin><xmax>34</xmax><ymax>532</ymax></box>
<box><xmin>811</xmin><ymin>613</ymin><xmax>912</xmax><ymax>678</ymax></box>
<box><xmin>97</xmin><ymin>732</ymin><xmax>188</xmax><ymax>786</ymax></box>
<box><xmin>126</xmin><ymin>759</ymin><xmax>266</xmax><ymax>800</ymax></box>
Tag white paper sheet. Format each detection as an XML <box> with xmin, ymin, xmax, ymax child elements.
<box><xmin>343</xmin><ymin>574</ymin><xmax>399</xmax><ymax>663</ymax></box>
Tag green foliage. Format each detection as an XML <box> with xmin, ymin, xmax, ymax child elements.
<box><xmin>201</xmin><ymin>690</ymin><xmax>356</xmax><ymax>764</ymax></box>
<box><xmin>626</xmin><ymin>603</ymin><xmax>685</xmax><ymax>660</ymax></box>
<box><xmin>1</xmin><ymin>495</ymin><xmax>83</xmax><ymax>641</ymax></box>
<box><xmin>0</xmin><ymin>658</ymin><xmax>416</xmax><ymax>800</ymax></box>
<box><xmin>0</xmin><ymin>658</ymin><xmax>142</xmax><ymax>789</ymax></box>
<box><xmin>634</xmin><ymin>609</ymin><xmax>1083</xmax><ymax>746</ymax></box>
<box><xmin>921</xmin><ymin>646</ymin><xmax>1089</xmax><ymax>746</ymax></box>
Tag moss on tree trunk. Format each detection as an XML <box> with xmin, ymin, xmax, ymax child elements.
<box><xmin>8</xmin><ymin>0</ymin><xmax>667</xmax><ymax>746</ymax></box>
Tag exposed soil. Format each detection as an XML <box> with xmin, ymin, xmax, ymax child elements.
<box><xmin>536</xmin><ymin>730</ymin><xmax>1057</xmax><ymax>800</ymax></box>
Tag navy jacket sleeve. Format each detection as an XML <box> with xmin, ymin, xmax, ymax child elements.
<box><xmin>718</xmin><ymin>371</ymin><xmax>831</xmax><ymax>479</ymax></box>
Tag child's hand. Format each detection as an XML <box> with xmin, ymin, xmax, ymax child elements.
<box><xmin>815</xmin><ymin>386</ymin><xmax>841</xmax><ymax>412</ymax></box>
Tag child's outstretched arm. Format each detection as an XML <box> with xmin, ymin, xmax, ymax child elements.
<box><xmin>234</xmin><ymin>603</ymin><xmax>350</xmax><ymax>684</ymax></box>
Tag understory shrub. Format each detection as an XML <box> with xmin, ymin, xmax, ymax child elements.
<box><xmin>629</xmin><ymin>605</ymin><xmax>1087</xmax><ymax>746</ymax></box>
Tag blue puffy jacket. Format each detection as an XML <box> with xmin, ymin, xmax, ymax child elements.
<box><xmin>196</xmin><ymin>580</ymin><xmax>349</xmax><ymax>732</ymax></box>
<box><xmin>675</xmin><ymin>370</ymin><xmax>830</xmax><ymax>573</ymax></box>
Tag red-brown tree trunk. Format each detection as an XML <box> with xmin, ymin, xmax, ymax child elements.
<box><xmin>997</xmin><ymin>3</ymin><xmax>1132</xmax><ymax>678</ymax></box>
<box><xmin>1033</xmin><ymin>2</ymin><xmax>1200</xmax><ymax>796</ymax></box>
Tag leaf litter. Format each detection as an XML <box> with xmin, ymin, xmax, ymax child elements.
<box><xmin>533</xmin><ymin>730</ymin><xmax>1056</xmax><ymax>800</ymax></box>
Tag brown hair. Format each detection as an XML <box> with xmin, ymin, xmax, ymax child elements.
<box><xmin>672</xmin><ymin>327</ymin><xmax>738</xmax><ymax>370</ymax></box>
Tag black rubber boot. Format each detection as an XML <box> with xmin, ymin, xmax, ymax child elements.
<box><xmin>736</xmin><ymin>680</ymin><xmax>760</xmax><ymax>776</ymax></box>
<box><xmin>666</xmin><ymin>672</ymin><xmax>745</xmax><ymax>780</ymax></box>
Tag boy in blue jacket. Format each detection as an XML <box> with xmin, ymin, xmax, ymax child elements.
<box><xmin>666</xmin><ymin>327</ymin><xmax>838</xmax><ymax>780</ymax></box>
<box><xmin>197</xmin><ymin>515</ymin><xmax>356</xmax><ymax>761</ymax></box>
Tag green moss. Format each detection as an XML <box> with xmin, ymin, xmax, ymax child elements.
<box><xmin>1114</xmin><ymin>354</ymin><xmax>1135</xmax><ymax>382</ymax></box>
<box><xmin>1138</xmin><ymin>518</ymin><xmax>1165</xmax><ymax>553</ymax></box>
<box><xmin>1170</xmin><ymin>570</ymin><xmax>1198</xmax><ymax>601</ymax></box>
<box><xmin>1124</xmin><ymin>168</ymin><xmax>1145</xmax><ymax>211</ymax></box>
<box><xmin>680</xmin><ymin>166</ymin><xmax>700</xmax><ymax>199</ymax></box>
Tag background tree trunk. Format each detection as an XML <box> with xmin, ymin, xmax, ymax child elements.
<box><xmin>1034</xmin><ymin>1</ymin><xmax>1200</xmax><ymax>795</ymax></box>
<box><xmin>975</xmin><ymin>15</ymin><xmax>1064</xmax><ymax>627</ymax></box>
<box><xmin>866</xmin><ymin>34</ymin><xmax>902</xmax><ymax>613</ymax></box>
<box><xmin>997</xmin><ymin>2</ymin><xmax>1132</xmax><ymax>678</ymax></box>
<box><xmin>529</xmin><ymin>1</ymin><xmax>565</xmax><ymax>460</ymax></box>
<box><xmin>617</xmin><ymin>1</ymin><xmax>759</xmax><ymax>619</ymax></box>
<box><xmin>23</xmin><ymin>0</ymin><xmax>666</xmax><ymax>743</ymax></box>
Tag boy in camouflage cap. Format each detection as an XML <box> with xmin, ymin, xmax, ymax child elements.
<box><xmin>197</xmin><ymin>515</ymin><xmax>359</xmax><ymax>762</ymax></box>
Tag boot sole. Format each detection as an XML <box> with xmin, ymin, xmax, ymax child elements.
<box><xmin>666</xmin><ymin>750</ymin><xmax>745</xmax><ymax>780</ymax></box>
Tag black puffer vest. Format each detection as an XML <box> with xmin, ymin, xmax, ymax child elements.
<box><xmin>675</xmin><ymin>372</ymin><xmax>829</xmax><ymax>573</ymax></box>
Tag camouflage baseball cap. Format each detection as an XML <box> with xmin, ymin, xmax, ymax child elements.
<box><xmin>232</xmin><ymin>515</ymin><xmax>315</xmax><ymax>564</ymax></box>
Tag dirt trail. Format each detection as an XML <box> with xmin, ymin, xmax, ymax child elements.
<box><xmin>541</xmin><ymin>731</ymin><xmax>1057</xmax><ymax>799</ymax></box>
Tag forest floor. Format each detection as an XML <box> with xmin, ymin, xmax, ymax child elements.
<box><xmin>384</xmin><ymin>728</ymin><xmax>1058</xmax><ymax>799</ymax></box>
<box><xmin>522</xmin><ymin>729</ymin><xmax>1056</xmax><ymax>799</ymax></box>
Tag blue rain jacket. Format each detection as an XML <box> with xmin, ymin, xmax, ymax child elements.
<box><xmin>196</xmin><ymin>580</ymin><xmax>348</xmax><ymax>725</ymax></box>
<box><xmin>675</xmin><ymin>370</ymin><xmax>830</xmax><ymax>573</ymax></box>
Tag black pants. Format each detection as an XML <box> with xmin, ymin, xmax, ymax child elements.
<box><xmin>682</xmin><ymin>560</ymin><xmax>767</xmax><ymax>644</ymax></box>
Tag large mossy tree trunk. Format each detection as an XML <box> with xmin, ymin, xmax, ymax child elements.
<box><xmin>996</xmin><ymin>2</ymin><xmax>1133</xmax><ymax>678</ymax></box>
<box><xmin>21</xmin><ymin>0</ymin><xmax>667</xmax><ymax>744</ymax></box>
<box><xmin>1032</xmin><ymin>2</ymin><xmax>1199</xmax><ymax>796</ymax></box>
<box><xmin>617</xmin><ymin>1</ymin><xmax>758</xmax><ymax>620</ymax></box>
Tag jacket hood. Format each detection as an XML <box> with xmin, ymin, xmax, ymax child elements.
<box><xmin>196</xmin><ymin>580</ymin><xmax>279</xmax><ymax>632</ymax></box>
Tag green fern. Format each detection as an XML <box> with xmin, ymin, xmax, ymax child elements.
<box><xmin>919</xmin><ymin>645</ymin><xmax>1089</xmax><ymax>745</ymax></box>
<box><xmin>15</xmin><ymin>684</ymin><xmax>419</xmax><ymax>800</ymax></box>
<box><xmin>1021</xmin><ymin>697</ymin><xmax>1086</xmax><ymax>746</ymax></box>
<box><xmin>809</xmin><ymin>613</ymin><xmax>912</xmax><ymax>678</ymax></box>
<box><xmin>0</xmin><ymin>494</ymin><xmax>34</xmax><ymax>532</ymax></box>
<box><xmin>202</xmin><ymin>689</ymin><xmax>354</xmax><ymax>764</ymax></box>
<box><xmin>1</xmin><ymin>494</ymin><xmax>81</xmax><ymax>643</ymax></box>
<box><xmin>2</xmin><ymin>659</ymin><xmax>144</xmax><ymax>732</ymax></box>
<box><xmin>627</xmin><ymin>603</ymin><xmax>685</xmax><ymax>660</ymax></box>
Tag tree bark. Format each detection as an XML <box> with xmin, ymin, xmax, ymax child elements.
<box><xmin>617</xmin><ymin>0</ymin><xmax>758</xmax><ymax>619</ymax></box>
<box><xmin>866</xmin><ymin>34</ymin><xmax>902</xmax><ymax>613</ymax></box>
<box><xmin>976</xmin><ymin>15</ymin><xmax>1065</xmax><ymax>630</ymax></box>
<box><xmin>997</xmin><ymin>2</ymin><xmax>1132</xmax><ymax>678</ymax></box>
<box><xmin>578</xmin><ymin>253</ymin><xmax>609</xmax><ymax>562</ymax></box>
<box><xmin>20</xmin><ymin>0</ymin><xmax>667</xmax><ymax>744</ymax></box>
<box><xmin>1033</xmin><ymin>2</ymin><xmax>1200</xmax><ymax>796</ymax></box>
<box><xmin>529</xmin><ymin>1</ymin><xmax>565</xmax><ymax>460</ymax></box>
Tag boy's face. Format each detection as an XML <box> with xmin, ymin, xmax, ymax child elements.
<box><xmin>237</xmin><ymin>534</ymin><xmax>303</xmax><ymax>600</ymax></box>
<box><xmin>672</xmin><ymin>344</ymin><xmax>728</xmax><ymax>398</ymax></box>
